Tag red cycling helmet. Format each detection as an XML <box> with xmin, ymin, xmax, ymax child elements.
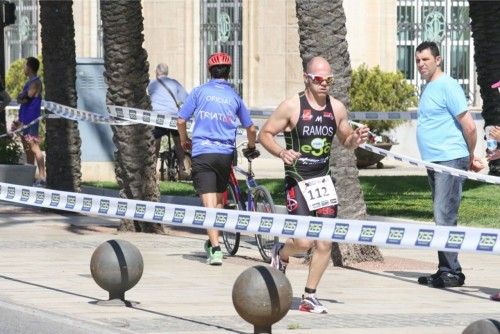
<box><xmin>207</xmin><ymin>52</ymin><xmax>232</xmax><ymax>69</ymax></box>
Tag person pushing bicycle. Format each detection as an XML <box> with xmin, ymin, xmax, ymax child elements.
<box><xmin>177</xmin><ymin>52</ymin><xmax>258</xmax><ymax>265</ymax></box>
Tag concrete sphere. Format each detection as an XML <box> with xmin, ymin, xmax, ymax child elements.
<box><xmin>232</xmin><ymin>265</ymin><xmax>292</xmax><ymax>327</ymax></box>
<box><xmin>462</xmin><ymin>319</ymin><xmax>500</xmax><ymax>334</ymax></box>
<box><xmin>90</xmin><ymin>239</ymin><xmax>144</xmax><ymax>296</ymax></box>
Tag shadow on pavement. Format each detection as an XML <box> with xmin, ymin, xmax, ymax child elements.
<box><xmin>345</xmin><ymin>268</ymin><xmax>493</xmax><ymax>301</ymax></box>
<box><xmin>0</xmin><ymin>274</ymin><xmax>246</xmax><ymax>334</ymax></box>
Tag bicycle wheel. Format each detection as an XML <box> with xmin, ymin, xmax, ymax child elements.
<box><xmin>222</xmin><ymin>183</ymin><xmax>242</xmax><ymax>256</ymax></box>
<box><xmin>253</xmin><ymin>186</ymin><xmax>279</xmax><ymax>263</ymax></box>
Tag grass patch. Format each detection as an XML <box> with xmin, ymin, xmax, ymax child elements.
<box><xmin>83</xmin><ymin>175</ymin><xmax>499</xmax><ymax>228</ymax></box>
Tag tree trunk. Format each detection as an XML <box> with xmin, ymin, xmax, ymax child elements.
<box><xmin>40</xmin><ymin>0</ymin><xmax>82</xmax><ymax>192</ymax></box>
<box><xmin>100</xmin><ymin>0</ymin><xmax>162</xmax><ymax>233</ymax></box>
<box><xmin>469</xmin><ymin>1</ymin><xmax>500</xmax><ymax>176</ymax></box>
<box><xmin>296</xmin><ymin>0</ymin><xmax>383</xmax><ymax>266</ymax></box>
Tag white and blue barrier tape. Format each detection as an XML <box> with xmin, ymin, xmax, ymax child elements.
<box><xmin>248</xmin><ymin>110</ymin><xmax>483</xmax><ymax>121</ymax></box>
<box><xmin>1</xmin><ymin>181</ymin><xmax>499</xmax><ymax>255</ymax></box>
<box><xmin>106</xmin><ymin>104</ymin><xmax>249</xmax><ymax>135</ymax></box>
<box><xmin>361</xmin><ymin>143</ymin><xmax>500</xmax><ymax>185</ymax></box>
<box><xmin>44</xmin><ymin>101</ymin><xmax>249</xmax><ymax>135</ymax></box>
<box><xmin>349</xmin><ymin>111</ymin><xmax>483</xmax><ymax>121</ymax></box>
<box><xmin>0</xmin><ymin>115</ymin><xmax>45</xmax><ymax>139</ymax></box>
<box><xmin>5</xmin><ymin>101</ymin><xmax>497</xmax><ymax>185</ymax></box>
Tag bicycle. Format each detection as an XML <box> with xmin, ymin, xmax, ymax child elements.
<box><xmin>221</xmin><ymin>142</ymin><xmax>279</xmax><ymax>263</ymax></box>
<box><xmin>159</xmin><ymin>131</ymin><xmax>192</xmax><ymax>181</ymax></box>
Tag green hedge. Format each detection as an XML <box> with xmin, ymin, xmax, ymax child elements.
<box><xmin>349</xmin><ymin>65</ymin><xmax>417</xmax><ymax>136</ymax></box>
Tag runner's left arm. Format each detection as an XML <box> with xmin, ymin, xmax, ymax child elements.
<box><xmin>334</xmin><ymin>99</ymin><xmax>369</xmax><ymax>149</ymax></box>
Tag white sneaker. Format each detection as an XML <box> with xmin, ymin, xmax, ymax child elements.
<box><xmin>299</xmin><ymin>294</ymin><xmax>328</xmax><ymax>314</ymax></box>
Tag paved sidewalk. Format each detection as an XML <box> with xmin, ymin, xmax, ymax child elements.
<box><xmin>0</xmin><ymin>203</ymin><xmax>499</xmax><ymax>334</ymax></box>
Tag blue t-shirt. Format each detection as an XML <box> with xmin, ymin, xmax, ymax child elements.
<box><xmin>416</xmin><ymin>74</ymin><xmax>469</xmax><ymax>162</ymax></box>
<box><xmin>178</xmin><ymin>79</ymin><xmax>253</xmax><ymax>157</ymax></box>
<box><xmin>147</xmin><ymin>76</ymin><xmax>188</xmax><ymax>115</ymax></box>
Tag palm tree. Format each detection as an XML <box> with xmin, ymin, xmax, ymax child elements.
<box><xmin>40</xmin><ymin>0</ymin><xmax>82</xmax><ymax>192</ymax></box>
<box><xmin>469</xmin><ymin>1</ymin><xmax>500</xmax><ymax>176</ymax></box>
<box><xmin>100</xmin><ymin>0</ymin><xmax>161</xmax><ymax>233</ymax></box>
<box><xmin>296</xmin><ymin>0</ymin><xmax>383</xmax><ymax>265</ymax></box>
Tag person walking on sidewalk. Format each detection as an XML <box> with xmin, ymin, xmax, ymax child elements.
<box><xmin>258</xmin><ymin>56</ymin><xmax>369</xmax><ymax>314</ymax></box>
<box><xmin>13</xmin><ymin>57</ymin><xmax>46</xmax><ymax>186</ymax></box>
<box><xmin>148</xmin><ymin>63</ymin><xmax>190</xmax><ymax>180</ymax></box>
<box><xmin>415</xmin><ymin>42</ymin><xmax>477</xmax><ymax>288</ymax></box>
<box><xmin>177</xmin><ymin>52</ymin><xmax>257</xmax><ymax>265</ymax></box>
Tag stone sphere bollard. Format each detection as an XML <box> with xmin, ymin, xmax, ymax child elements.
<box><xmin>90</xmin><ymin>239</ymin><xmax>143</xmax><ymax>306</ymax></box>
<box><xmin>232</xmin><ymin>265</ymin><xmax>292</xmax><ymax>334</ymax></box>
<box><xmin>462</xmin><ymin>319</ymin><xmax>500</xmax><ymax>334</ymax></box>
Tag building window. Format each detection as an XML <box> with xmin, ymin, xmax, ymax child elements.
<box><xmin>4</xmin><ymin>0</ymin><xmax>38</xmax><ymax>71</ymax></box>
<box><xmin>396</xmin><ymin>0</ymin><xmax>474</xmax><ymax>103</ymax></box>
<box><xmin>200</xmin><ymin>0</ymin><xmax>243</xmax><ymax>94</ymax></box>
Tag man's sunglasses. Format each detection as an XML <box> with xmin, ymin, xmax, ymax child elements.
<box><xmin>306</xmin><ymin>73</ymin><xmax>334</xmax><ymax>85</ymax></box>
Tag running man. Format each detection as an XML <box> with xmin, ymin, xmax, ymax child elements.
<box><xmin>258</xmin><ymin>56</ymin><xmax>369</xmax><ymax>313</ymax></box>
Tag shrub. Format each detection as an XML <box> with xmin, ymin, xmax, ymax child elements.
<box><xmin>349</xmin><ymin>65</ymin><xmax>417</xmax><ymax>137</ymax></box>
<box><xmin>0</xmin><ymin>136</ymin><xmax>23</xmax><ymax>164</ymax></box>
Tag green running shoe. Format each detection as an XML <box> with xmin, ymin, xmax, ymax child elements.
<box><xmin>207</xmin><ymin>249</ymin><xmax>223</xmax><ymax>266</ymax></box>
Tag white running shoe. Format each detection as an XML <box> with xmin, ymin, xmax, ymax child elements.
<box><xmin>299</xmin><ymin>294</ymin><xmax>328</xmax><ymax>314</ymax></box>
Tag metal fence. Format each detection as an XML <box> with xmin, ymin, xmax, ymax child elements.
<box><xmin>4</xmin><ymin>0</ymin><xmax>38</xmax><ymax>71</ymax></box>
<box><xmin>200</xmin><ymin>0</ymin><xmax>243</xmax><ymax>94</ymax></box>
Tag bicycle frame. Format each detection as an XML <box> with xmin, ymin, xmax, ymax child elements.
<box><xmin>228</xmin><ymin>160</ymin><xmax>258</xmax><ymax>212</ymax></box>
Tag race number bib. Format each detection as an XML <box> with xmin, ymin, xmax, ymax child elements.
<box><xmin>298</xmin><ymin>175</ymin><xmax>338</xmax><ymax>211</ymax></box>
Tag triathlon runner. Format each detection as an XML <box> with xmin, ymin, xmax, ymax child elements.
<box><xmin>258</xmin><ymin>56</ymin><xmax>369</xmax><ymax>313</ymax></box>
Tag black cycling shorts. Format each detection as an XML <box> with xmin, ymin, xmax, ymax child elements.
<box><xmin>153</xmin><ymin>127</ymin><xmax>179</xmax><ymax>140</ymax></box>
<box><xmin>192</xmin><ymin>153</ymin><xmax>234</xmax><ymax>194</ymax></box>
<box><xmin>285</xmin><ymin>176</ymin><xmax>337</xmax><ymax>218</ymax></box>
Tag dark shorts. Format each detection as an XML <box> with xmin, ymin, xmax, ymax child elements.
<box><xmin>21</xmin><ymin>122</ymin><xmax>40</xmax><ymax>143</ymax></box>
<box><xmin>285</xmin><ymin>176</ymin><xmax>337</xmax><ymax>218</ymax></box>
<box><xmin>192</xmin><ymin>153</ymin><xmax>234</xmax><ymax>194</ymax></box>
<box><xmin>153</xmin><ymin>127</ymin><xmax>179</xmax><ymax>140</ymax></box>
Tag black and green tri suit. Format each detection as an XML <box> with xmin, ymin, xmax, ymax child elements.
<box><xmin>284</xmin><ymin>92</ymin><xmax>338</xmax><ymax>217</ymax></box>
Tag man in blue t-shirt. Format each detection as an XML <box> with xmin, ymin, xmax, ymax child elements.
<box><xmin>148</xmin><ymin>63</ymin><xmax>190</xmax><ymax>180</ymax></box>
<box><xmin>415</xmin><ymin>42</ymin><xmax>477</xmax><ymax>288</ymax></box>
<box><xmin>177</xmin><ymin>52</ymin><xmax>257</xmax><ymax>265</ymax></box>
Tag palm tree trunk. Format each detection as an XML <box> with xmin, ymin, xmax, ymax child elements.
<box><xmin>296</xmin><ymin>0</ymin><xmax>383</xmax><ymax>265</ymax></box>
<box><xmin>40</xmin><ymin>0</ymin><xmax>82</xmax><ymax>192</ymax></box>
<box><xmin>469</xmin><ymin>1</ymin><xmax>500</xmax><ymax>176</ymax></box>
<box><xmin>100</xmin><ymin>0</ymin><xmax>161</xmax><ymax>233</ymax></box>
